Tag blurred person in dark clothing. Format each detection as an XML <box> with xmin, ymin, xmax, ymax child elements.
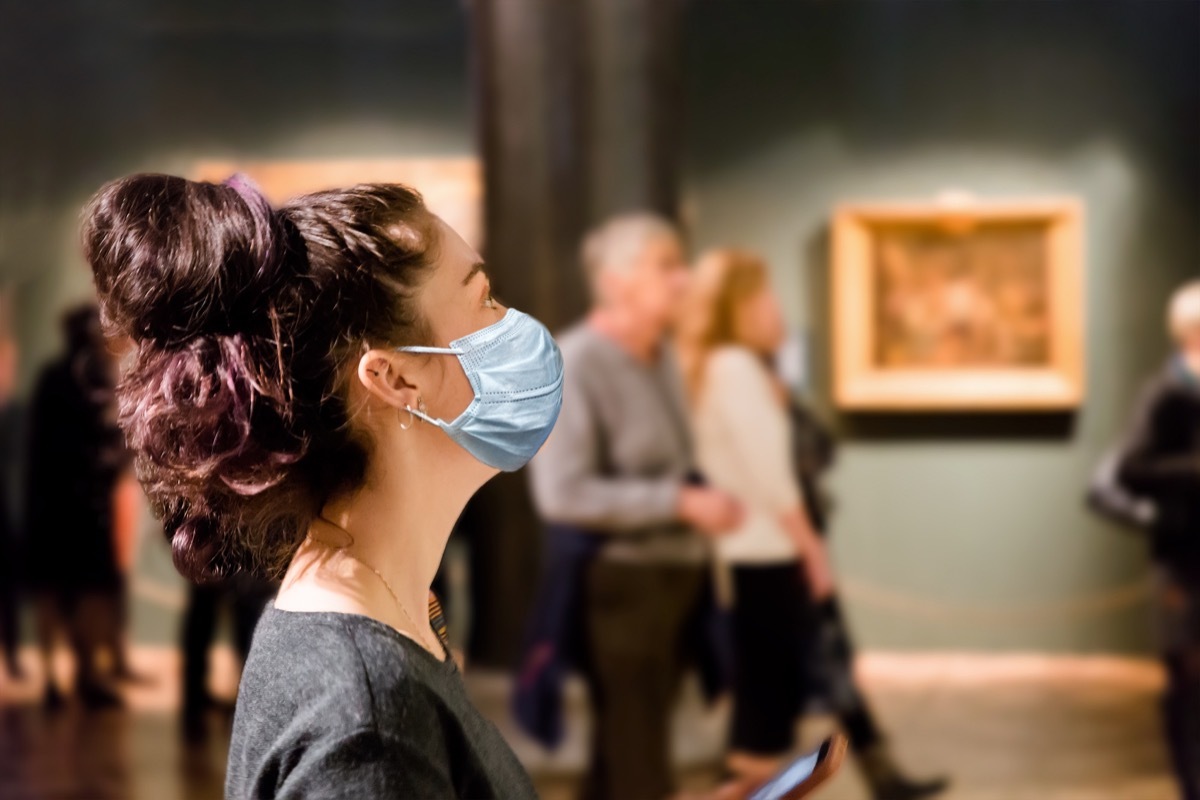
<box><xmin>1117</xmin><ymin>280</ymin><xmax>1200</xmax><ymax>800</ymax></box>
<box><xmin>25</xmin><ymin>304</ymin><xmax>129</xmax><ymax>708</ymax></box>
<box><xmin>678</xmin><ymin>250</ymin><xmax>946</xmax><ymax>800</ymax></box>
<box><xmin>528</xmin><ymin>214</ymin><xmax>742</xmax><ymax>800</ymax></box>
<box><xmin>181</xmin><ymin>574</ymin><xmax>277</xmax><ymax>742</ymax></box>
<box><xmin>109</xmin><ymin>464</ymin><xmax>148</xmax><ymax>684</ymax></box>
<box><xmin>0</xmin><ymin>291</ymin><xmax>23</xmax><ymax>681</ymax></box>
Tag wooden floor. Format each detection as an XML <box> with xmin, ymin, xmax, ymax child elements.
<box><xmin>0</xmin><ymin>648</ymin><xmax>1178</xmax><ymax>800</ymax></box>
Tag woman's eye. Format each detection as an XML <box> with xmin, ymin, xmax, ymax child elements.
<box><xmin>484</xmin><ymin>291</ymin><xmax>496</xmax><ymax>309</ymax></box>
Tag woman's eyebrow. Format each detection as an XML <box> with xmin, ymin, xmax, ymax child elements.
<box><xmin>462</xmin><ymin>261</ymin><xmax>487</xmax><ymax>286</ymax></box>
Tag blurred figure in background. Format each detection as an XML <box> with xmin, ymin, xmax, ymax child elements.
<box><xmin>108</xmin><ymin>336</ymin><xmax>148</xmax><ymax>687</ymax></box>
<box><xmin>181</xmin><ymin>575</ymin><xmax>277</xmax><ymax>742</ymax></box>
<box><xmin>0</xmin><ymin>289</ymin><xmax>23</xmax><ymax>681</ymax></box>
<box><xmin>528</xmin><ymin>214</ymin><xmax>741</xmax><ymax>800</ymax></box>
<box><xmin>1116</xmin><ymin>279</ymin><xmax>1200</xmax><ymax>800</ymax></box>
<box><xmin>24</xmin><ymin>305</ymin><xmax>129</xmax><ymax>709</ymax></box>
<box><xmin>678</xmin><ymin>250</ymin><xmax>946</xmax><ymax>800</ymax></box>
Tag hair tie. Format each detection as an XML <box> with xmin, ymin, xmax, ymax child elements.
<box><xmin>224</xmin><ymin>173</ymin><xmax>269</xmax><ymax>208</ymax></box>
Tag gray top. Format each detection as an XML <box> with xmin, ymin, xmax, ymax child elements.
<box><xmin>528</xmin><ymin>322</ymin><xmax>706</xmax><ymax>563</ymax></box>
<box><xmin>225</xmin><ymin>607</ymin><xmax>537</xmax><ymax>800</ymax></box>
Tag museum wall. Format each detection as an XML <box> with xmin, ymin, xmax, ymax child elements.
<box><xmin>682</xmin><ymin>0</ymin><xmax>1199</xmax><ymax>652</ymax></box>
<box><xmin>4</xmin><ymin>0</ymin><xmax>1196</xmax><ymax>655</ymax></box>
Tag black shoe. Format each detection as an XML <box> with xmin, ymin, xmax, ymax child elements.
<box><xmin>859</xmin><ymin>743</ymin><xmax>948</xmax><ymax>800</ymax></box>
<box><xmin>874</xmin><ymin>775</ymin><xmax>950</xmax><ymax>800</ymax></box>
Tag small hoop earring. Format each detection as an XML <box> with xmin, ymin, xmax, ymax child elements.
<box><xmin>399</xmin><ymin>397</ymin><xmax>426</xmax><ymax>431</ymax></box>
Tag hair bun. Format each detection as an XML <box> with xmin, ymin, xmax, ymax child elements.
<box><xmin>83</xmin><ymin>173</ymin><xmax>292</xmax><ymax>345</ymax></box>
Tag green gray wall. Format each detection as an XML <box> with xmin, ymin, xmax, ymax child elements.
<box><xmin>683</xmin><ymin>1</ymin><xmax>1199</xmax><ymax>652</ymax></box>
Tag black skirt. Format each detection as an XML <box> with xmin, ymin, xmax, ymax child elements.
<box><xmin>729</xmin><ymin>561</ymin><xmax>818</xmax><ymax>755</ymax></box>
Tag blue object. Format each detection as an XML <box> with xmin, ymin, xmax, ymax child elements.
<box><xmin>512</xmin><ymin>524</ymin><xmax>603</xmax><ymax>749</ymax></box>
<box><xmin>398</xmin><ymin>308</ymin><xmax>564</xmax><ymax>472</ymax></box>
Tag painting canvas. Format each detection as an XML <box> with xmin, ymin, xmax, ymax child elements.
<box><xmin>832</xmin><ymin>199</ymin><xmax>1084</xmax><ymax>411</ymax></box>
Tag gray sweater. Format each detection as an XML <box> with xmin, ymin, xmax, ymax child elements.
<box><xmin>528</xmin><ymin>323</ymin><xmax>706</xmax><ymax>563</ymax></box>
<box><xmin>226</xmin><ymin>607</ymin><xmax>537</xmax><ymax>799</ymax></box>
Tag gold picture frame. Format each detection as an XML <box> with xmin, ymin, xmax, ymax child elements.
<box><xmin>831</xmin><ymin>198</ymin><xmax>1084</xmax><ymax>411</ymax></box>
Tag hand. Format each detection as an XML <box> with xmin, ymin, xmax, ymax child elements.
<box><xmin>677</xmin><ymin>486</ymin><xmax>743</xmax><ymax>537</ymax></box>
<box><xmin>801</xmin><ymin>537</ymin><xmax>836</xmax><ymax>601</ymax></box>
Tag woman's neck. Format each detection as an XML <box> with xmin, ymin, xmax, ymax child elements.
<box><xmin>278</xmin><ymin>445</ymin><xmax>475</xmax><ymax>657</ymax></box>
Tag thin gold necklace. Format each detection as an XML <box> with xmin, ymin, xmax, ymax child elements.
<box><xmin>306</xmin><ymin>526</ymin><xmax>445</xmax><ymax>660</ymax></box>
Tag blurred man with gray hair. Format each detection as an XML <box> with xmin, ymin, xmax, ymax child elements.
<box><xmin>0</xmin><ymin>289</ymin><xmax>21</xmax><ymax>681</ymax></box>
<box><xmin>1117</xmin><ymin>279</ymin><xmax>1200</xmax><ymax>800</ymax></box>
<box><xmin>529</xmin><ymin>212</ymin><xmax>741</xmax><ymax>800</ymax></box>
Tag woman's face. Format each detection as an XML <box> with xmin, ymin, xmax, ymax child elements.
<box><xmin>410</xmin><ymin>216</ymin><xmax>506</xmax><ymax>427</ymax></box>
<box><xmin>353</xmin><ymin>214</ymin><xmax>508</xmax><ymax>482</ymax></box>
<box><xmin>734</xmin><ymin>284</ymin><xmax>786</xmax><ymax>356</ymax></box>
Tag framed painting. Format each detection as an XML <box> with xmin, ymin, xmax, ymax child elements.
<box><xmin>192</xmin><ymin>157</ymin><xmax>483</xmax><ymax>250</ymax></box>
<box><xmin>831</xmin><ymin>198</ymin><xmax>1084</xmax><ymax>411</ymax></box>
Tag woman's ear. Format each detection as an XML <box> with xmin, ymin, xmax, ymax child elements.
<box><xmin>356</xmin><ymin>350</ymin><xmax>421</xmax><ymax>412</ymax></box>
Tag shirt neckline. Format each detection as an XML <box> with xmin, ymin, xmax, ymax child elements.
<box><xmin>268</xmin><ymin>604</ymin><xmax>456</xmax><ymax>669</ymax></box>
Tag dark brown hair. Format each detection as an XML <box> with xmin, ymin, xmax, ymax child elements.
<box><xmin>82</xmin><ymin>174</ymin><xmax>438</xmax><ymax>581</ymax></box>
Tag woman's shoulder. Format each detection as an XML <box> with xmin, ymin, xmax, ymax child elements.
<box><xmin>707</xmin><ymin>344</ymin><xmax>765</xmax><ymax>371</ymax></box>
<box><xmin>228</xmin><ymin>609</ymin><xmax>470</xmax><ymax>798</ymax></box>
<box><xmin>241</xmin><ymin>608</ymin><xmax>450</xmax><ymax>728</ymax></box>
<box><xmin>703</xmin><ymin>345</ymin><xmax>772</xmax><ymax>391</ymax></box>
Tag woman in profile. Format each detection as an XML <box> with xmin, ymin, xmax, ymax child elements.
<box><xmin>82</xmin><ymin>174</ymin><xmax>561</xmax><ymax>798</ymax></box>
<box><xmin>678</xmin><ymin>249</ymin><xmax>946</xmax><ymax>800</ymax></box>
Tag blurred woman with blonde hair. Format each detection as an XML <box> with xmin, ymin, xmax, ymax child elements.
<box><xmin>679</xmin><ymin>249</ymin><xmax>946</xmax><ymax>800</ymax></box>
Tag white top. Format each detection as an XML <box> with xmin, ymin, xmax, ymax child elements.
<box><xmin>693</xmin><ymin>346</ymin><xmax>804</xmax><ymax>564</ymax></box>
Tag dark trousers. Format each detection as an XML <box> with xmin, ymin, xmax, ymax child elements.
<box><xmin>810</xmin><ymin>595</ymin><xmax>884</xmax><ymax>754</ymax></box>
<box><xmin>729</xmin><ymin>563</ymin><xmax>883</xmax><ymax>756</ymax></box>
<box><xmin>181</xmin><ymin>579</ymin><xmax>274</xmax><ymax>715</ymax></box>
<box><xmin>1155</xmin><ymin>565</ymin><xmax>1200</xmax><ymax>800</ymax></box>
<box><xmin>729</xmin><ymin>563</ymin><xmax>813</xmax><ymax>754</ymax></box>
<box><xmin>580</xmin><ymin>559</ymin><xmax>706</xmax><ymax>800</ymax></box>
<box><xmin>34</xmin><ymin>589</ymin><xmax>118</xmax><ymax>691</ymax></box>
<box><xmin>0</xmin><ymin>542</ymin><xmax>18</xmax><ymax>672</ymax></box>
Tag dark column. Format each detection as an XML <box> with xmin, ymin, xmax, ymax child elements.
<box><xmin>586</xmin><ymin>0</ymin><xmax>685</xmax><ymax>221</ymax></box>
<box><xmin>465</xmin><ymin>0</ymin><xmax>685</xmax><ymax>667</ymax></box>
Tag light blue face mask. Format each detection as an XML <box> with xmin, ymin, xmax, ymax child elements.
<box><xmin>397</xmin><ymin>308</ymin><xmax>564</xmax><ymax>472</ymax></box>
